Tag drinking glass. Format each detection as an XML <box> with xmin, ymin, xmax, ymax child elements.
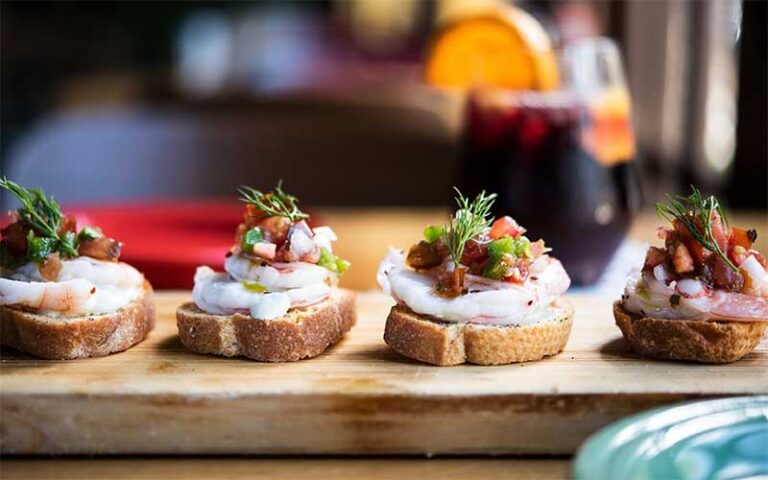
<box><xmin>458</xmin><ymin>38</ymin><xmax>641</xmax><ymax>285</ymax></box>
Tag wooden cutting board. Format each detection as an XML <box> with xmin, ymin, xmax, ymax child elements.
<box><xmin>2</xmin><ymin>291</ymin><xmax>766</xmax><ymax>455</ymax></box>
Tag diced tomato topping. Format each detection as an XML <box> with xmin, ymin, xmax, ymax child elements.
<box><xmin>672</xmin><ymin>220</ymin><xmax>692</xmax><ymax>241</ymax></box>
<box><xmin>244</xmin><ymin>204</ymin><xmax>267</xmax><ymax>225</ymax></box>
<box><xmin>710</xmin><ymin>211</ymin><xmax>730</xmax><ymax>253</ymax></box>
<box><xmin>663</xmin><ymin>227</ymin><xmax>682</xmax><ymax>251</ymax></box>
<box><xmin>670</xmin><ymin>213</ymin><xmax>730</xmax><ymax>267</ymax></box>
<box><xmin>642</xmin><ymin>246</ymin><xmax>668</xmax><ymax>272</ymax></box>
<box><xmin>38</xmin><ymin>252</ymin><xmax>62</xmax><ymax>280</ymax></box>
<box><xmin>672</xmin><ymin>243</ymin><xmax>695</xmax><ymax>274</ymax></box>
<box><xmin>1</xmin><ymin>222</ymin><xmax>29</xmax><ymax>254</ymax></box>
<box><xmin>489</xmin><ymin>216</ymin><xmax>526</xmax><ymax>239</ymax></box>
<box><xmin>729</xmin><ymin>227</ymin><xmax>754</xmax><ymax>250</ymax></box>
<box><xmin>729</xmin><ymin>245</ymin><xmax>749</xmax><ymax>267</ymax></box>
<box><xmin>58</xmin><ymin>215</ymin><xmax>77</xmax><ymax>236</ymax></box>
<box><xmin>709</xmin><ymin>254</ymin><xmax>744</xmax><ymax>291</ymax></box>
<box><xmin>460</xmin><ymin>239</ymin><xmax>488</xmax><ymax>266</ymax></box>
<box><xmin>503</xmin><ymin>261</ymin><xmax>530</xmax><ymax>284</ymax></box>
<box><xmin>687</xmin><ymin>240</ymin><xmax>711</xmax><ymax>265</ymax></box>
<box><xmin>78</xmin><ymin>236</ymin><xmax>121</xmax><ymax>261</ymax></box>
<box><xmin>261</xmin><ymin>216</ymin><xmax>291</xmax><ymax>244</ymax></box>
<box><xmin>650</xmin><ymin>210</ymin><xmax>759</xmax><ymax>294</ymax></box>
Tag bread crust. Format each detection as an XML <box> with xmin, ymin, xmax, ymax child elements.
<box><xmin>1</xmin><ymin>281</ymin><xmax>156</xmax><ymax>360</ymax></box>
<box><xmin>176</xmin><ymin>288</ymin><xmax>356</xmax><ymax>362</ymax></box>
<box><xmin>383</xmin><ymin>299</ymin><xmax>574</xmax><ymax>366</ymax></box>
<box><xmin>613</xmin><ymin>301</ymin><xmax>767</xmax><ymax>363</ymax></box>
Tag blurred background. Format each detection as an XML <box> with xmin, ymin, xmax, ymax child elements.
<box><xmin>1</xmin><ymin>0</ymin><xmax>765</xmax><ymax>207</ymax></box>
<box><xmin>1</xmin><ymin>0</ymin><xmax>766</xmax><ymax>289</ymax></box>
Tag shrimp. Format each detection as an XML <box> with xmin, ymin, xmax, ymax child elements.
<box><xmin>0</xmin><ymin>277</ymin><xmax>95</xmax><ymax>314</ymax></box>
<box><xmin>224</xmin><ymin>255</ymin><xmax>334</xmax><ymax>289</ymax></box>
<box><xmin>2</xmin><ymin>257</ymin><xmax>144</xmax><ymax>315</ymax></box>
<box><xmin>377</xmin><ymin>249</ymin><xmax>571</xmax><ymax>325</ymax></box>
<box><xmin>8</xmin><ymin>257</ymin><xmax>144</xmax><ymax>288</ymax></box>
<box><xmin>622</xmin><ymin>271</ymin><xmax>768</xmax><ymax>321</ymax></box>
<box><xmin>58</xmin><ymin>257</ymin><xmax>144</xmax><ymax>287</ymax></box>
<box><xmin>192</xmin><ymin>266</ymin><xmax>330</xmax><ymax>319</ymax></box>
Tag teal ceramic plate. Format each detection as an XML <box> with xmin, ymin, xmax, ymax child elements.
<box><xmin>574</xmin><ymin>396</ymin><xmax>768</xmax><ymax>480</ymax></box>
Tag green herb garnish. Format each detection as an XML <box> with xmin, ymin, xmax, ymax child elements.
<box><xmin>26</xmin><ymin>230</ymin><xmax>59</xmax><ymax>262</ymax></box>
<box><xmin>0</xmin><ymin>177</ymin><xmax>78</xmax><ymax>259</ymax></box>
<box><xmin>656</xmin><ymin>186</ymin><xmax>736</xmax><ymax>271</ymax></box>
<box><xmin>444</xmin><ymin>188</ymin><xmax>497</xmax><ymax>268</ymax></box>
<box><xmin>238</xmin><ymin>181</ymin><xmax>309</xmax><ymax>222</ymax></box>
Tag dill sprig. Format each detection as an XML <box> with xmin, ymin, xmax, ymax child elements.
<box><xmin>445</xmin><ymin>188</ymin><xmax>497</xmax><ymax>267</ymax></box>
<box><xmin>656</xmin><ymin>186</ymin><xmax>736</xmax><ymax>271</ymax></box>
<box><xmin>0</xmin><ymin>176</ymin><xmax>78</xmax><ymax>257</ymax></box>
<box><xmin>238</xmin><ymin>181</ymin><xmax>309</xmax><ymax>222</ymax></box>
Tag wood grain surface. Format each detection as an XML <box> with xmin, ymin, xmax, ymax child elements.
<box><xmin>2</xmin><ymin>458</ymin><xmax>570</xmax><ymax>480</ymax></box>
<box><xmin>2</xmin><ymin>290</ymin><xmax>766</xmax><ymax>455</ymax></box>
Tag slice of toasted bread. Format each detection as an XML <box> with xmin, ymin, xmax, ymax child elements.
<box><xmin>383</xmin><ymin>299</ymin><xmax>573</xmax><ymax>366</ymax></box>
<box><xmin>176</xmin><ymin>288</ymin><xmax>356</xmax><ymax>362</ymax></box>
<box><xmin>1</xmin><ymin>281</ymin><xmax>155</xmax><ymax>360</ymax></box>
<box><xmin>613</xmin><ymin>301</ymin><xmax>767</xmax><ymax>363</ymax></box>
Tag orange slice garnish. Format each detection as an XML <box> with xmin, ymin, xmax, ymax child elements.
<box><xmin>584</xmin><ymin>87</ymin><xmax>636</xmax><ymax>165</ymax></box>
<box><xmin>424</xmin><ymin>5</ymin><xmax>559</xmax><ymax>91</ymax></box>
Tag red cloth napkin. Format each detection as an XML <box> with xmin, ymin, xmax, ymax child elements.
<box><xmin>68</xmin><ymin>200</ymin><xmax>243</xmax><ymax>289</ymax></box>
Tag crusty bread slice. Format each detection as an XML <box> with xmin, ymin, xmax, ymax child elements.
<box><xmin>1</xmin><ymin>281</ymin><xmax>155</xmax><ymax>360</ymax></box>
<box><xmin>613</xmin><ymin>301</ymin><xmax>767</xmax><ymax>363</ymax></box>
<box><xmin>383</xmin><ymin>299</ymin><xmax>573</xmax><ymax>366</ymax></box>
<box><xmin>176</xmin><ymin>288</ymin><xmax>356</xmax><ymax>362</ymax></box>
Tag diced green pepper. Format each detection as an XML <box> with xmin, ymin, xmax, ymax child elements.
<box><xmin>335</xmin><ymin>257</ymin><xmax>350</xmax><ymax>275</ymax></box>
<box><xmin>483</xmin><ymin>236</ymin><xmax>533</xmax><ymax>279</ymax></box>
<box><xmin>240</xmin><ymin>227</ymin><xmax>265</xmax><ymax>253</ymax></box>
<box><xmin>318</xmin><ymin>247</ymin><xmax>350</xmax><ymax>276</ymax></box>
<box><xmin>77</xmin><ymin>226</ymin><xmax>102</xmax><ymax>241</ymax></box>
<box><xmin>423</xmin><ymin>225</ymin><xmax>445</xmax><ymax>243</ymax></box>
<box><xmin>515</xmin><ymin>237</ymin><xmax>532</xmax><ymax>258</ymax></box>
<box><xmin>483</xmin><ymin>255</ymin><xmax>510</xmax><ymax>279</ymax></box>
<box><xmin>487</xmin><ymin>237</ymin><xmax>514</xmax><ymax>257</ymax></box>
<box><xmin>318</xmin><ymin>247</ymin><xmax>335</xmax><ymax>271</ymax></box>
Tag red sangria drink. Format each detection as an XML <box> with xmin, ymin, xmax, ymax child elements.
<box><xmin>458</xmin><ymin>39</ymin><xmax>640</xmax><ymax>284</ymax></box>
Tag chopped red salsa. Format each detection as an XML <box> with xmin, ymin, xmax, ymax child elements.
<box><xmin>406</xmin><ymin>215</ymin><xmax>550</xmax><ymax>298</ymax></box>
<box><xmin>235</xmin><ymin>183</ymin><xmax>349</xmax><ymax>275</ymax></box>
<box><xmin>649</xmin><ymin>187</ymin><xmax>765</xmax><ymax>293</ymax></box>
<box><xmin>0</xmin><ymin>178</ymin><xmax>121</xmax><ymax>269</ymax></box>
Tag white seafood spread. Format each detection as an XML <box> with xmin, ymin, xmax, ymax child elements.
<box><xmin>378</xmin><ymin>248</ymin><xmax>570</xmax><ymax>325</ymax></box>
<box><xmin>1</xmin><ymin>257</ymin><xmax>144</xmax><ymax>315</ymax></box>
<box><xmin>192</xmin><ymin>224</ymin><xmax>345</xmax><ymax>320</ymax></box>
